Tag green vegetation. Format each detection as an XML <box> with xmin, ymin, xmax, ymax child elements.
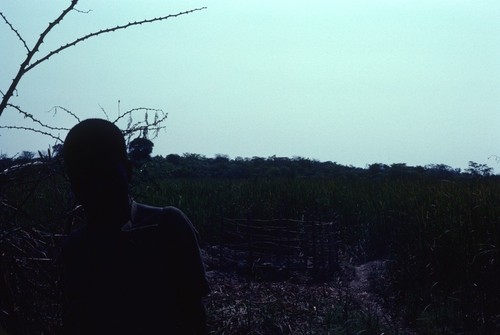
<box><xmin>1</xmin><ymin>153</ymin><xmax>499</xmax><ymax>334</ymax></box>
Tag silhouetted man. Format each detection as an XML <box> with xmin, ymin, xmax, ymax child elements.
<box><xmin>60</xmin><ymin>119</ymin><xmax>209</xmax><ymax>334</ymax></box>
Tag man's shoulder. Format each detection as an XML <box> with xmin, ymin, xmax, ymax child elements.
<box><xmin>128</xmin><ymin>202</ymin><xmax>197</xmax><ymax>236</ymax></box>
<box><xmin>129</xmin><ymin>202</ymin><xmax>164</xmax><ymax>227</ymax></box>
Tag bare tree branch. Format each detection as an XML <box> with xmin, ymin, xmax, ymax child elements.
<box><xmin>112</xmin><ymin>106</ymin><xmax>168</xmax><ymax>143</ymax></box>
<box><xmin>2</xmin><ymin>103</ymin><xmax>166</xmax><ymax>147</ymax></box>
<box><xmin>0</xmin><ymin>4</ymin><xmax>206</xmax><ymax>119</ymax></box>
<box><xmin>0</xmin><ymin>125</ymin><xmax>63</xmax><ymax>142</ymax></box>
<box><xmin>98</xmin><ymin>104</ymin><xmax>110</xmax><ymax>121</ymax></box>
<box><xmin>123</xmin><ymin>124</ymin><xmax>167</xmax><ymax>143</ymax></box>
<box><xmin>0</xmin><ymin>0</ymin><xmax>78</xmax><ymax>118</ymax></box>
<box><xmin>8</xmin><ymin>104</ymin><xmax>69</xmax><ymax>132</ymax></box>
<box><xmin>123</xmin><ymin>116</ymin><xmax>168</xmax><ymax>139</ymax></box>
<box><xmin>112</xmin><ymin>107</ymin><xmax>164</xmax><ymax>125</ymax></box>
<box><xmin>48</xmin><ymin>106</ymin><xmax>81</xmax><ymax>122</ymax></box>
<box><xmin>73</xmin><ymin>7</ymin><xmax>93</xmax><ymax>14</ymax></box>
<box><xmin>0</xmin><ymin>11</ymin><xmax>29</xmax><ymax>52</ymax></box>
<box><xmin>25</xmin><ymin>7</ymin><xmax>207</xmax><ymax>73</ymax></box>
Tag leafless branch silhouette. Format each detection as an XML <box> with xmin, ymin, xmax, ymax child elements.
<box><xmin>48</xmin><ymin>106</ymin><xmax>81</xmax><ymax>123</ymax></box>
<box><xmin>0</xmin><ymin>11</ymin><xmax>29</xmax><ymax>52</ymax></box>
<box><xmin>8</xmin><ymin>104</ymin><xmax>69</xmax><ymax>132</ymax></box>
<box><xmin>0</xmin><ymin>1</ymin><xmax>78</xmax><ymax>117</ymax></box>
<box><xmin>0</xmin><ymin>2</ymin><xmax>206</xmax><ymax>118</ymax></box>
<box><xmin>0</xmin><ymin>125</ymin><xmax>63</xmax><ymax>142</ymax></box>
<box><xmin>24</xmin><ymin>7</ymin><xmax>207</xmax><ymax>73</ymax></box>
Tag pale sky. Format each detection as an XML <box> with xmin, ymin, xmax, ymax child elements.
<box><xmin>1</xmin><ymin>0</ymin><xmax>499</xmax><ymax>171</ymax></box>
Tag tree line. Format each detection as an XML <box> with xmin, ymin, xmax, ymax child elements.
<box><xmin>1</xmin><ymin>145</ymin><xmax>495</xmax><ymax>180</ymax></box>
<box><xmin>137</xmin><ymin>154</ymin><xmax>496</xmax><ymax>179</ymax></box>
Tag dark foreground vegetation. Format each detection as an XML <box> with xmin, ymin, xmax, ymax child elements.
<box><xmin>0</xmin><ymin>151</ymin><xmax>499</xmax><ymax>334</ymax></box>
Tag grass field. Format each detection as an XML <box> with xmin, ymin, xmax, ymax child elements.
<box><xmin>131</xmin><ymin>175</ymin><xmax>500</xmax><ymax>333</ymax></box>
<box><xmin>1</xmin><ymin>158</ymin><xmax>499</xmax><ymax>334</ymax></box>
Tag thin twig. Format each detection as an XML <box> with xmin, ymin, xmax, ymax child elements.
<box><xmin>48</xmin><ymin>106</ymin><xmax>81</xmax><ymax>122</ymax></box>
<box><xmin>113</xmin><ymin>107</ymin><xmax>164</xmax><ymax>124</ymax></box>
<box><xmin>120</xmin><ymin>109</ymin><xmax>168</xmax><ymax>140</ymax></box>
<box><xmin>0</xmin><ymin>125</ymin><xmax>62</xmax><ymax>142</ymax></box>
<box><xmin>0</xmin><ymin>11</ymin><xmax>29</xmax><ymax>52</ymax></box>
<box><xmin>25</xmin><ymin>7</ymin><xmax>207</xmax><ymax>73</ymax></box>
<box><xmin>0</xmin><ymin>0</ymin><xmax>78</xmax><ymax>117</ymax></box>
<box><xmin>7</xmin><ymin>104</ymin><xmax>69</xmax><ymax>131</ymax></box>
<box><xmin>124</xmin><ymin>124</ymin><xmax>167</xmax><ymax>136</ymax></box>
<box><xmin>123</xmin><ymin>124</ymin><xmax>166</xmax><ymax>140</ymax></box>
<box><xmin>98</xmin><ymin>104</ymin><xmax>110</xmax><ymax>121</ymax></box>
<box><xmin>73</xmin><ymin>7</ymin><xmax>93</xmax><ymax>14</ymax></box>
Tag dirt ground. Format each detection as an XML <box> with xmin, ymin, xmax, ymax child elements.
<box><xmin>202</xmin><ymin>247</ymin><xmax>417</xmax><ymax>335</ymax></box>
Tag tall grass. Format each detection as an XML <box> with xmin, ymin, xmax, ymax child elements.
<box><xmin>132</xmin><ymin>174</ymin><xmax>500</xmax><ymax>333</ymax></box>
<box><xmin>2</xmin><ymin>163</ymin><xmax>499</xmax><ymax>333</ymax></box>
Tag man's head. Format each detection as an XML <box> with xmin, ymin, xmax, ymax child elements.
<box><xmin>63</xmin><ymin>119</ymin><xmax>132</xmax><ymax>226</ymax></box>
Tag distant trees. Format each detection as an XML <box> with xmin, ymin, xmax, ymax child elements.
<box><xmin>128</xmin><ymin>137</ymin><xmax>154</xmax><ymax>162</ymax></box>
<box><xmin>465</xmin><ymin>161</ymin><xmax>493</xmax><ymax>177</ymax></box>
<box><xmin>17</xmin><ymin>151</ymin><xmax>35</xmax><ymax>162</ymax></box>
<box><xmin>2</xmin><ymin>148</ymin><xmax>497</xmax><ymax>180</ymax></box>
<box><xmin>128</xmin><ymin>155</ymin><xmax>497</xmax><ymax>180</ymax></box>
<box><xmin>166</xmin><ymin>153</ymin><xmax>181</xmax><ymax>165</ymax></box>
<box><xmin>368</xmin><ymin>163</ymin><xmax>388</xmax><ymax>176</ymax></box>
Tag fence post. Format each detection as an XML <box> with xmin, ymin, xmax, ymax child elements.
<box><xmin>286</xmin><ymin>220</ymin><xmax>291</xmax><ymax>271</ymax></box>
<box><xmin>246</xmin><ymin>211</ymin><xmax>254</xmax><ymax>278</ymax></box>
<box><xmin>311</xmin><ymin>219</ymin><xmax>317</xmax><ymax>279</ymax></box>
<box><xmin>218</xmin><ymin>206</ymin><xmax>225</xmax><ymax>271</ymax></box>
<box><xmin>318</xmin><ymin>221</ymin><xmax>325</xmax><ymax>279</ymax></box>
<box><xmin>245</xmin><ymin>210</ymin><xmax>254</xmax><ymax>330</ymax></box>
<box><xmin>328</xmin><ymin>221</ymin><xmax>340</xmax><ymax>274</ymax></box>
<box><xmin>301</xmin><ymin>213</ymin><xmax>308</xmax><ymax>275</ymax></box>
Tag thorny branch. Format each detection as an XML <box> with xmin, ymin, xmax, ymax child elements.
<box><xmin>0</xmin><ymin>11</ymin><xmax>29</xmax><ymax>52</ymax></box>
<box><xmin>8</xmin><ymin>104</ymin><xmax>69</xmax><ymax>132</ymax></box>
<box><xmin>0</xmin><ymin>0</ymin><xmax>78</xmax><ymax>117</ymax></box>
<box><xmin>0</xmin><ymin>2</ymin><xmax>206</xmax><ymax>118</ymax></box>
<box><xmin>73</xmin><ymin>7</ymin><xmax>93</xmax><ymax>14</ymax></box>
<box><xmin>48</xmin><ymin>106</ymin><xmax>81</xmax><ymax>122</ymax></box>
<box><xmin>98</xmin><ymin>104</ymin><xmax>110</xmax><ymax>121</ymax></box>
<box><xmin>119</xmin><ymin>107</ymin><xmax>168</xmax><ymax>143</ymax></box>
<box><xmin>0</xmin><ymin>125</ymin><xmax>63</xmax><ymax>143</ymax></box>
<box><xmin>1</xmin><ymin>104</ymin><xmax>167</xmax><ymax>147</ymax></box>
<box><xmin>25</xmin><ymin>7</ymin><xmax>207</xmax><ymax>73</ymax></box>
<box><xmin>113</xmin><ymin>107</ymin><xmax>163</xmax><ymax>125</ymax></box>
<box><xmin>0</xmin><ymin>0</ymin><xmax>199</xmax><ymax>144</ymax></box>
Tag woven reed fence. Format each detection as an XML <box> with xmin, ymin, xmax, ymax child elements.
<box><xmin>218</xmin><ymin>216</ymin><xmax>339</xmax><ymax>281</ymax></box>
<box><xmin>0</xmin><ymin>227</ymin><xmax>66</xmax><ymax>334</ymax></box>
